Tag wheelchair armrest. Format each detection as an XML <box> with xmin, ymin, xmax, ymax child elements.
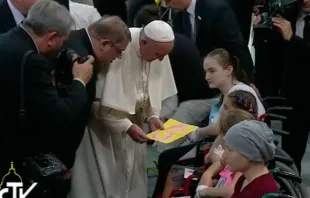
<box><xmin>184</xmin><ymin>174</ymin><xmax>200</xmax><ymax>195</ymax></box>
<box><xmin>266</xmin><ymin>107</ymin><xmax>293</xmax><ymax>117</ymax></box>
<box><xmin>263</xmin><ymin>97</ymin><xmax>288</xmax><ymax>101</ymax></box>
<box><xmin>267</xmin><ymin>113</ymin><xmax>287</xmax><ymax>120</ymax></box>
<box><xmin>271</xmin><ymin>128</ymin><xmax>289</xmax><ymax>136</ymax></box>
<box><xmin>267</xmin><ymin>106</ymin><xmax>293</xmax><ymax>111</ymax></box>
<box><xmin>274</xmin><ymin>155</ymin><xmax>294</xmax><ymax>165</ymax></box>
<box><xmin>263</xmin><ymin>97</ymin><xmax>289</xmax><ymax>109</ymax></box>
<box><xmin>262</xmin><ymin>193</ymin><xmax>295</xmax><ymax>198</ymax></box>
<box><xmin>271</xmin><ymin>168</ymin><xmax>302</xmax><ymax>183</ymax></box>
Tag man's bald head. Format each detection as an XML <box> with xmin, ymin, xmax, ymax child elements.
<box><xmin>139</xmin><ymin>20</ymin><xmax>175</xmax><ymax>62</ymax></box>
<box><xmin>89</xmin><ymin>16</ymin><xmax>131</xmax><ymax>45</ymax></box>
<box><xmin>88</xmin><ymin>16</ymin><xmax>131</xmax><ymax>63</ymax></box>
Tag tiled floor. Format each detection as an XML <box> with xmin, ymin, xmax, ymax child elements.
<box><xmin>147</xmin><ymin>135</ymin><xmax>310</xmax><ymax>197</ymax></box>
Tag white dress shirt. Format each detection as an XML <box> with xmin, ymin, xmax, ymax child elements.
<box><xmin>296</xmin><ymin>13</ymin><xmax>308</xmax><ymax>39</ymax></box>
<box><xmin>187</xmin><ymin>0</ymin><xmax>197</xmax><ymax>41</ymax></box>
<box><xmin>7</xmin><ymin>0</ymin><xmax>24</xmax><ymax>25</ymax></box>
<box><xmin>69</xmin><ymin>1</ymin><xmax>101</xmax><ymax>30</ymax></box>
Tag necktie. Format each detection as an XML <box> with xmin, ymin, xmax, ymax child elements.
<box><xmin>182</xmin><ymin>11</ymin><xmax>192</xmax><ymax>40</ymax></box>
<box><xmin>303</xmin><ymin>15</ymin><xmax>310</xmax><ymax>42</ymax></box>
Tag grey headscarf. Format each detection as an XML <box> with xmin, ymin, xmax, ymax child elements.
<box><xmin>224</xmin><ymin>120</ymin><xmax>276</xmax><ymax>162</ymax></box>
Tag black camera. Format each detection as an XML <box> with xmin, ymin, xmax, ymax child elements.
<box><xmin>65</xmin><ymin>49</ymin><xmax>89</xmax><ymax>64</ymax></box>
<box><xmin>55</xmin><ymin>49</ymin><xmax>89</xmax><ymax>91</ymax></box>
<box><xmin>254</xmin><ymin>0</ymin><xmax>299</xmax><ymax>29</ymax></box>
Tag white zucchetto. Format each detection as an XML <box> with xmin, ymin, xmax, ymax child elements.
<box><xmin>144</xmin><ymin>20</ymin><xmax>175</xmax><ymax>42</ymax></box>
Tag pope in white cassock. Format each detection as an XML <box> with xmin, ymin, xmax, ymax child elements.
<box><xmin>70</xmin><ymin>20</ymin><xmax>177</xmax><ymax>198</ymax></box>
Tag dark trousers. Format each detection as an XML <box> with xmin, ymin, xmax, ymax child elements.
<box><xmin>152</xmin><ymin>143</ymin><xmax>196</xmax><ymax>198</ymax></box>
<box><xmin>282</xmin><ymin>99</ymin><xmax>309</xmax><ymax>174</ymax></box>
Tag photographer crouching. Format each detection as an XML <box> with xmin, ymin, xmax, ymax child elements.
<box><xmin>254</xmin><ymin>0</ymin><xmax>310</xmax><ymax>174</ymax></box>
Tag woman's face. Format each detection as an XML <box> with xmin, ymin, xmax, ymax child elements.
<box><xmin>222</xmin><ymin>145</ymin><xmax>250</xmax><ymax>173</ymax></box>
<box><xmin>204</xmin><ymin>57</ymin><xmax>233</xmax><ymax>89</ymax></box>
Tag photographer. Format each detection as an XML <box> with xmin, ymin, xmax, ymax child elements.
<box><xmin>0</xmin><ymin>0</ymin><xmax>94</xmax><ymax>195</ymax></box>
<box><xmin>255</xmin><ymin>0</ymin><xmax>309</xmax><ymax>173</ymax></box>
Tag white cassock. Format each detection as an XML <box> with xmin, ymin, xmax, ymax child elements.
<box><xmin>70</xmin><ymin>27</ymin><xmax>177</xmax><ymax>198</ymax></box>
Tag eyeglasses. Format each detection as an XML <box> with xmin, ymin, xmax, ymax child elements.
<box><xmin>109</xmin><ymin>41</ymin><xmax>124</xmax><ymax>58</ymax></box>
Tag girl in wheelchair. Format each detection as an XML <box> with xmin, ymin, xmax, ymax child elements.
<box><xmin>158</xmin><ymin>91</ymin><xmax>263</xmax><ymax>198</ymax></box>
<box><xmin>189</xmin><ymin>48</ymin><xmax>265</xmax><ymax>142</ymax></box>
<box><xmin>219</xmin><ymin>120</ymin><xmax>278</xmax><ymax>198</ymax></box>
<box><xmin>195</xmin><ymin>112</ymin><xmax>278</xmax><ymax>198</ymax></box>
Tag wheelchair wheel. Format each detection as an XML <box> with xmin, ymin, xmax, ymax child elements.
<box><xmin>275</xmin><ymin>175</ymin><xmax>298</xmax><ymax>197</ymax></box>
<box><xmin>275</xmin><ymin>147</ymin><xmax>299</xmax><ymax>175</ymax></box>
<box><xmin>294</xmin><ymin>183</ymin><xmax>309</xmax><ymax>198</ymax></box>
<box><xmin>275</xmin><ymin>162</ymin><xmax>307</xmax><ymax>198</ymax></box>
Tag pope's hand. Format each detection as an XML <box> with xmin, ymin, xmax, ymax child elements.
<box><xmin>127</xmin><ymin>124</ymin><xmax>151</xmax><ymax>143</ymax></box>
<box><xmin>149</xmin><ymin>118</ymin><xmax>164</xmax><ymax>131</ymax></box>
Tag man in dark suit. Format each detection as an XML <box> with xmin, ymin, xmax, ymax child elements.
<box><xmin>227</xmin><ymin>0</ymin><xmax>255</xmax><ymax>43</ymax></box>
<box><xmin>266</xmin><ymin>1</ymin><xmax>309</xmax><ymax>173</ymax></box>
<box><xmin>0</xmin><ymin>0</ymin><xmax>38</xmax><ymax>34</ymax></box>
<box><xmin>0</xmin><ymin>0</ymin><xmax>94</xmax><ymax>179</ymax></box>
<box><xmin>165</xmin><ymin>0</ymin><xmax>255</xmax><ymax>82</ymax></box>
<box><xmin>54</xmin><ymin>16</ymin><xmax>131</xmax><ymax>168</ymax></box>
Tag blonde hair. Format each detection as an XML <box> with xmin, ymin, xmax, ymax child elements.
<box><xmin>219</xmin><ymin>109</ymin><xmax>256</xmax><ymax>135</ymax></box>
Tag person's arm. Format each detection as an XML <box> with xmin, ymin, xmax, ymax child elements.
<box><xmin>199</xmin><ymin>172</ymin><xmax>242</xmax><ymax>198</ymax></box>
<box><xmin>94</xmin><ymin>103</ymin><xmax>132</xmax><ymax>134</ymax></box>
<box><xmin>198</xmin><ymin>124</ymin><xmax>219</xmax><ymax>137</ymax></box>
<box><xmin>93</xmin><ymin>103</ymin><xmax>150</xmax><ymax>142</ymax></box>
<box><xmin>199</xmin><ymin>160</ymin><xmax>225</xmax><ymax>186</ymax></box>
<box><xmin>25</xmin><ymin>55</ymin><xmax>88</xmax><ymax>130</ymax></box>
<box><xmin>287</xmin><ymin>35</ymin><xmax>310</xmax><ymax>53</ymax></box>
<box><xmin>214</xmin><ymin>4</ymin><xmax>254</xmax><ymax>81</ymax></box>
<box><xmin>204</xmin><ymin>135</ymin><xmax>222</xmax><ymax>163</ymax></box>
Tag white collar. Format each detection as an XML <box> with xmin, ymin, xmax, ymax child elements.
<box><xmin>186</xmin><ymin>0</ymin><xmax>196</xmax><ymax>15</ymax></box>
<box><xmin>20</xmin><ymin>25</ymin><xmax>40</xmax><ymax>53</ymax></box>
<box><xmin>85</xmin><ymin>28</ymin><xmax>95</xmax><ymax>51</ymax></box>
<box><xmin>298</xmin><ymin>12</ymin><xmax>310</xmax><ymax>20</ymax></box>
<box><xmin>7</xmin><ymin>0</ymin><xmax>24</xmax><ymax>25</ymax></box>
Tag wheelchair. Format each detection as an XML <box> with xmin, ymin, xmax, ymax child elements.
<box><xmin>157</xmin><ymin>96</ymin><xmax>308</xmax><ymax>198</ymax></box>
<box><xmin>168</xmin><ymin>154</ymin><xmax>309</xmax><ymax>198</ymax></box>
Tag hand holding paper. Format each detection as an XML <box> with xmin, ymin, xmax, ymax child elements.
<box><xmin>147</xmin><ymin>119</ymin><xmax>198</xmax><ymax>144</ymax></box>
<box><xmin>149</xmin><ymin>118</ymin><xmax>164</xmax><ymax>131</ymax></box>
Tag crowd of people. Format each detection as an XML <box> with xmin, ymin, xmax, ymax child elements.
<box><xmin>0</xmin><ymin>0</ymin><xmax>309</xmax><ymax>197</ymax></box>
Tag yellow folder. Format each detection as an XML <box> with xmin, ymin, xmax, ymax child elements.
<box><xmin>147</xmin><ymin>119</ymin><xmax>198</xmax><ymax>144</ymax></box>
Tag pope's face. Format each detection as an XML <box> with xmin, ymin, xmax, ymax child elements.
<box><xmin>139</xmin><ymin>39</ymin><xmax>174</xmax><ymax>62</ymax></box>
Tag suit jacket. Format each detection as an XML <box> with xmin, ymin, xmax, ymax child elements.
<box><xmin>169</xmin><ymin>33</ymin><xmax>215</xmax><ymax>102</ymax></box>
<box><xmin>227</xmin><ymin>0</ymin><xmax>255</xmax><ymax>43</ymax></box>
<box><xmin>0</xmin><ymin>0</ymin><xmax>16</xmax><ymax>34</ymax></box>
<box><xmin>93</xmin><ymin>0</ymin><xmax>127</xmax><ymax>21</ymax></box>
<box><xmin>173</xmin><ymin>0</ymin><xmax>254</xmax><ymax>81</ymax></box>
<box><xmin>0</xmin><ymin>27</ymin><xmax>88</xmax><ymax>175</ymax></box>
<box><xmin>54</xmin><ymin>29</ymin><xmax>97</xmax><ymax>168</ymax></box>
